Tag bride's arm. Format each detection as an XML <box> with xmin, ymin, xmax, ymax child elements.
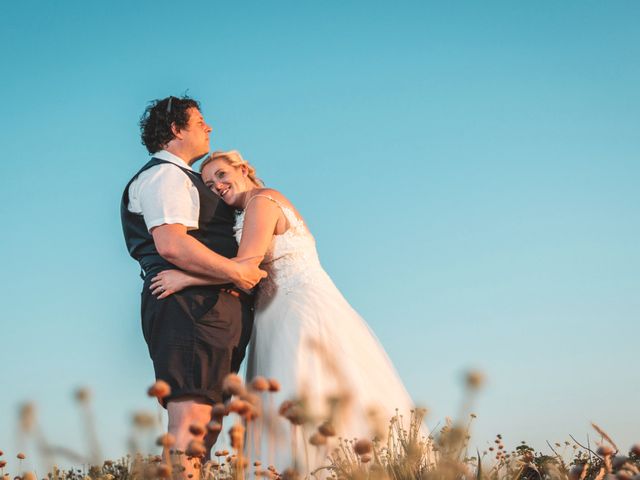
<box><xmin>150</xmin><ymin>195</ymin><xmax>281</xmax><ymax>299</ymax></box>
<box><xmin>235</xmin><ymin>194</ymin><xmax>282</xmax><ymax>263</ymax></box>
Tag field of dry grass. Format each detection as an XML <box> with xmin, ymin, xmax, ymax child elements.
<box><xmin>2</xmin><ymin>373</ymin><xmax>638</xmax><ymax>480</ymax></box>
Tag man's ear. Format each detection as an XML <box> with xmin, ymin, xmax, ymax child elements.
<box><xmin>240</xmin><ymin>165</ymin><xmax>249</xmax><ymax>176</ymax></box>
<box><xmin>170</xmin><ymin>122</ymin><xmax>182</xmax><ymax>139</ymax></box>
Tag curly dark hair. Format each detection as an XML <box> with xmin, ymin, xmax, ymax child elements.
<box><xmin>139</xmin><ymin>96</ymin><xmax>201</xmax><ymax>153</ymax></box>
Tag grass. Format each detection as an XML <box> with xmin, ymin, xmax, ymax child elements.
<box><xmin>2</xmin><ymin>373</ymin><xmax>638</xmax><ymax>480</ymax></box>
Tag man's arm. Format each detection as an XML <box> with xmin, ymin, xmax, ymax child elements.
<box><xmin>151</xmin><ymin>224</ymin><xmax>266</xmax><ymax>290</ymax></box>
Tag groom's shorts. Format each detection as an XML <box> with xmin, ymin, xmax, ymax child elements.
<box><xmin>140</xmin><ymin>284</ymin><xmax>254</xmax><ymax>407</ymax></box>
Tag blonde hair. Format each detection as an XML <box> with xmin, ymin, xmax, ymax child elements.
<box><xmin>200</xmin><ymin>150</ymin><xmax>264</xmax><ymax>187</ymax></box>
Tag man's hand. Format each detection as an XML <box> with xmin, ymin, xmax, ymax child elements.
<box><xmin>232</xmin><ymin>256</ymin><xmax>267</xmax><ymax>291</ymax></box>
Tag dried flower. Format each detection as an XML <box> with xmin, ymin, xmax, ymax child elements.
<box><xmin>185</xmin><ymin>440</ymin><xmax>206</xmax><ymax>458</ymax></box>
<box><xmin>147</xmin><ymin>380</ymin><xmax>171</xmax><ymax>399</ymax></box>
<box><xmin>19</xmin><ymin>404</ymin><xmax>35</xmax><ymax>433</ymax></box>
<box><xmin>309</xmin><ymin>433</ymin><xmax>327</xmax><ymax>446</ymax></box>
<box><xmin>354</xmin><ymin>439</ymin><xmax>373</xmax><ymax>456</ymax></box>
<box><xmin>360</xmin><ymin>454</ymin><xmax>372</xmax><ymax>463</ymax></box>
<box><xmin>22</xmin><ymin>473</ymin><xmax>36</xmax><ymax>480</ymax></box>
<box><xmin>156</xmin><ymin>433</ymin><xmax>175</xmax><ymax>448</ymax></box>
<box><xmin>188</xmin><ymin>424</ymin><xmax>205</xmax><ymax>436</ymax></box>
<box><xmin>229</xmin><ymin>424</ymin><xmax>245</xmax><ymax>450</ymax></box>
<box><xmin>132</xmin><ymin>411</ymin><xmax>155</xmax><ymax>428</ymax></box>
<box><xmin>0</xmin><ymin>462</ymin><xmax>5</xmax><ymax>468</ymax></box>
<box><xmin>250</xmin><ymin>377</ymin><xmax>269</xmax><ymax>392</ymax></box>
<box><xmin>630</xmin><ymin>444</ymin><xmax>640</xmax><ymax>456</ymax></box>
<box><xmin>156</xmin><ymin>464</ymin><xmax>171</xmax><ymax>478</ymax></box>
<box><xmin>207</xmin><ymin>421</ymin><xmax>223</xmax><ymax>434</ymax></box>
<box><xmin>465</xmin><ymin>370</ymin><xmax>485</xmax><ymax>389</ymax></box>
<box><xmin>319</xmin><ymin>421</ymin><xmax>336</xmax><ymax>437</ymax></box>
<box><xmin>16</xmin><ymin>453</ymin><xmax>26</xmax><ymax>460</ymax></box>
<box><xmin>598</xmin><ymin>445</ymin><xmax>615</xmax><ymax>457</ymax></box>
<box><xmin>281</xmin><ymin>468</ymin><xmax>300</xmax><ymax>480</ymax></box>
<box><xmin>222</xmin><ymin>374</ymin><xmax>244</xmax><ymax>396</ymax></box>
<box><xmin>284</xmin><ymin>405</ymin><xmax>306</xmax><ymax>425</ymax></box>
<box><xmin>212</xmin><ymin>403</ymin><xmax>227</xmax><ymax>418</ymax></box>
<box><xmin>228</xmin><ymin>399</ymin><xmax>249</xmax><ymax>415</ymax></box>
<box><xmin>278</xmin><ymin>400</ymin><xmax>293</xmax><ymax>416</ymax></box>
<box><xmin>268</xmin><ymin>379</ymin><xmax>281</xmax><ymax>392</ymax></box>
<box><xmin>74</xmin><ymin>388</ymin><xmax>91</xmax><ymax>404</ymax></box>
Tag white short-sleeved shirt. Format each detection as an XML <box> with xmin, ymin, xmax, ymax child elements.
<box><xmin>127</xmin><ymin>150</ymin><xmax>200</xmax><ymax>232</ymax></box>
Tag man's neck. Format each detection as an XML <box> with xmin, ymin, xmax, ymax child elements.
<box><xmin>164</xmin><ymin>145</ymin><xmax>195</xmax><ymax>166</ymax></box>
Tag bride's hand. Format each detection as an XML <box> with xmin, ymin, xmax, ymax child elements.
<box><xmin>233</xmin><ymin>256</ymin><xmax>267</xmax><ymax>292</ymax></box>
<box><xmin>150</xmin><ymin>270</ymin><xmax>191</xmax><ymax>299</ymax></box>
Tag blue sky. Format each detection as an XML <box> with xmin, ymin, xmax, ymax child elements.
<box><xmin>1</xmin><ymin>0</ymin><xmax>638</xmax><ymax>471</ymax></box>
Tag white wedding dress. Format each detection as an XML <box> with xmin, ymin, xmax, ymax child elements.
<box><xmin>237</xmin><ymin>195</ymin><xmax>421</xmax><ymax>474</ymax></box>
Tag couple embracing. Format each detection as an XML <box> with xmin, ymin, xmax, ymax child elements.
<box><xmin>121</xmin><ymin>96</ymin><xmax>419</xmax><ymax>475</ymax></box>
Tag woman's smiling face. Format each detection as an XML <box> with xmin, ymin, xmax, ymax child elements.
<box><xmin>202</xmin><ymin>158</ymin><xmax>250</xmax><ymax>207</ymax></box>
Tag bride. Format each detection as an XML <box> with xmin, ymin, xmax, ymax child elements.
<box><xmin>150</xmin><ymin>150</ymin><xmax>423</xmax><ymax>473</ymax></box>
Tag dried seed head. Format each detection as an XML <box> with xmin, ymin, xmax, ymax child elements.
<box><xmin>74</xmin><ymin>388</ymin><xmax>91</xmax><ymax>403</ymax></box>
<box><xmin>319</xmin><ymin>422</ymin><xmax>336</xmax><ymax>437</ymax></box>
<box><xmin>228</xmin><ymin>399</ymin><xmax>249</xmax><ymax>415</ymax></box>
<box><xmin>19</xmin><ymin>404</ymin><xmax>35</xmax><ymax>433</ymax></box>
<box><xmin>281</xmin><ymin>468</ymin><xmax>300</xmax><ymax>480</ymax></box>
<box><xmin>268</xmin><ymin>379</ymin><xmax>281</xmax><ymax>392</ymax></box>
<box><xmin>598</xmin><ymin>445</ymin><xmax>615</xmax><ymax>457</ymax></box>
<box><xmin>309</xmin><ymin>433</ymin><xmax>327</xmax><ymax>446</ymax></box>
<box><xmin>147</xmin><ymin>380</ymin><xmax>171</xmax><ymax>399</ymax></box>
<box><xmin>250</xmin><ymin>377</ymin><xmax>269</xmax><ymax>392</ymax></box>
<box><xmin>188</xmin><ymin>424</ymin><xmax>205</xmax><ymax>436</ymax></box>
<box><xmin>254</xmin><ymin>461</ymin><xmax>262</xmax><ymax>467</ymax></box>
<box><xmin>207</xmin><ymin>421</ymin><xmax>223</xmax><ymax>434</ymax></box>
<box><xmin>17</xmin><ymin>453</ymin><xmax>26</xmax><ymax>460</ymax></box>
<box><xmin>132</xmin><ymin>411</ymin><xmax>155</xmax><ymax>428</ymax></box>
<box><xmin>229</xmin><ymin>424</ymin><xmax>245</xmax><ymax>450</ymax></box>
<box><xmin>156</xmin><ymin>464</ymin><xmax>171</xmax><ymax>478</ymax></box>
<box><xmin>630</xmin><ymin>444</ymin><xmax>640</xmax><ymax>456</ymax></box>
<box><xmin>360</xmin><ymin>454</ymin><xmax>372</xmax><ymax>464</ymax></box>
<box><xmin>465</xmin><ymin>370</ymin><xmax>485</xmax><ymax>389</ymax></box>
<box><xmin>278</xmin><ymin>400</ymin><xmax>293</xmax><ymax>416</ymax></box>
<box><xmin>185</xmin><ymin>440</ymin><xmax>206</xmax><ymax>458</ymax></box>
<box><xmin>156</xmin><ymin>433</ymin><xmax>176</xmax><ymax>448</ymax></box>
<box><xmin>212</xmin><ymin>403</ymin><xmax>227</xmax><ymax>418</ymax></box>
<box><xmin>0</xmin><ymin>461</ymin><xmax>5</xmax><ymax>468</ymax></box>
<box><xmin>222</xmin><ymin>374</ymin><xmax>245</xmax><ymax>396</ymax></box>
<box><xmin>354</xmin><ymin>439</ymin><xmax>373</xmax><ymax>456</ymax></box>
<box><xmin>22</xmin><ymin>473</ymin><xmax>36</xmax><ymax>480</ymax></box>
<box><xmin>284</xmin><ymin>405</ymin><xmax>306</xmax><ymax>425</ymax></box>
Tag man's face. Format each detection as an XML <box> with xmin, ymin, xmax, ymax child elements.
<box><xmin>177</xmin><ymin>108</ymin><xmax>212</xmax><ymax>161</ymax></box>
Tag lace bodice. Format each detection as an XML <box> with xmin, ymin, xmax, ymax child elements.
<box><xmin>234</xmin><ymin>195</ymin><xmax>323</xmax><ymax>301</ymax></box>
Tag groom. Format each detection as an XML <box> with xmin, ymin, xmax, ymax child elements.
<box><xmin>121</xmin><ymin>96</ymin><xmax>265</xmax><ymax>461</ymax></box>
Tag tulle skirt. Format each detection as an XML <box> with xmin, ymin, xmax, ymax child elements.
<box><xmin>244</xmin><ymin>267</ymin><xmax>420</xmax><ymax>475</ymax></box>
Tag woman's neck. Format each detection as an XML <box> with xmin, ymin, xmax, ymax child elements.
<box><xmin>237</xmin><ymin>186</ymin><xmax>259</xmax><ymax>210</ymax></box>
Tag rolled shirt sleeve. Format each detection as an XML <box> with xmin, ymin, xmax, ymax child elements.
<box><xmin>128</xmin><ymin>164</ymin><xmax>200</xmax><ymax>232</ymax></box>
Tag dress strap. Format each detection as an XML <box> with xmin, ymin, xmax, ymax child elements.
<box><xmin>244</xmin><ymin>193</ymin><xmax>304</xmax><ymax>230</ymax></box>
<box><xmin>245</xmin><ymin>193</ymin><xmax>281</xmax><ymax>210</ymax></box>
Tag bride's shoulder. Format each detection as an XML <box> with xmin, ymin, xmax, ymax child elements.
<box><xmin>252</xmin><ymin>188</ymin><xmax>291</xmax><ymax>206</ymax></box>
